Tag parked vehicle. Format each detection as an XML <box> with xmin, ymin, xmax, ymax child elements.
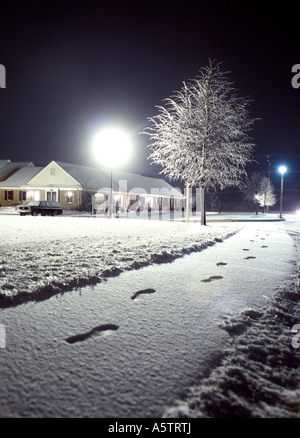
<box><xmin>18</xmin><ymin>201</ymin><xmax>63</xmax><ymax>216</ymax></box>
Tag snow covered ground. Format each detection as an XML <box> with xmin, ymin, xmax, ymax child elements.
<box><xmin>0</xmin><ymin>215</ymin><xmax>236</xmax><ymax>304</ymax></box>
<box><xmin>164</xmin><ymin>231</ymin><xmax>300</xmax><ymax>418</ymax></box>
<box><xmin>0</xmin><ymin>214</ymin><xmax>299</xmax><ymax>418</ymax></box>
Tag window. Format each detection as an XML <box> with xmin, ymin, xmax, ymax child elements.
<box><xmin>158</xmin><ymin>197</ymin><xmax>163</xmax><ymax>211</ymax></box>
<box><xmin>170</xmin><ymin>196</ymin><xmax>174</xmax><ymax>211</ymax></box>
<box><xmin>50</xmin><ymin>167</ymin><xmax>56</xmax><ymax>176</ymax></box>
<box><xmin>19</xmin><ymin>191</ymin><xmax>26</xmax><ymax>202</ymax></box>
<box><xmin>5</xmin><ymin>190</ymin><xmax>13</xmax><ymax>201</ymax></box>
<box><xmin>66</xmin><ymin>192</ymin><xmax>74</xmax><ymax>204</ymax></box>
<box><xmin>47</xmin><ymin>191</ymin><xmax>57</xmax><ymax>202</ymax></box>
<box><xmin>27</xmin><ymin>191</ymin><xmax>40</xmax><ymax>201</ymax></box>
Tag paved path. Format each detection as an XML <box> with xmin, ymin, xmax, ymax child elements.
<box><xmin>0</xmin><ymin>221</ymin><xmax>297</xmax><ymax>418</ymax></box>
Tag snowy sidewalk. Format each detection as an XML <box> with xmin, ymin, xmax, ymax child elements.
<box><xmin>0</xmin><ymin>222</ymin><xmax>296</xmax><ymax>418</ymax></box>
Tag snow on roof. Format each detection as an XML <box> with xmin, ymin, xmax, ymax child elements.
<box><xmin>55</xmin><ymin>161</ymin><xmax>111</xmax><ymax>189</ymax></box>
<box><xmin>56</xmin><ymin>162</ymin><xmax>183</xmax><ymax>198</ymax></box>
<box><xmin>112</xmin><ymin>169</ymin><xmax>183</xmax><ymax>197</ymax></box>
<box><xmin>0</xmin><ymin>159</ymin><xmax>11</xmax><ymax>168</ymax></box>
<box><xmin>0</xmin><ymin>160</ymin><xmax>183</xmax><ymax>198</ymax></box>
<box><xmin>0</xmin><ymin>161</ymin><xmax>35</xmax><ymax>179</ymax></box>
<box><xmin>0</xmin><ymin>167</ymin><xmax>43</xmax><ymax>187</ymax></box>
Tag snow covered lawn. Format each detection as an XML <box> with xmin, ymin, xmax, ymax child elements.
<box><xmin>0</xmin><ymin>214</ymin><xmax>298</xmax><ymax>418</ymax></box>
<box><xmin>0</xmin><ymin>215</ymin><xmax>237</xmax><ymax>305</ymax></box>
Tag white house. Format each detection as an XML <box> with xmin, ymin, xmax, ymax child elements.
<box><xmin>0</xmin><ymin>160</ymin><xmax>184</xmax><ymax>213</ymax></box>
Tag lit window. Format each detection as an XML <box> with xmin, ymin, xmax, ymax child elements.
<box><xmin>66</xmin><ymin>192</ymin><xmax>74</xmax><ymax>203</ymax></box>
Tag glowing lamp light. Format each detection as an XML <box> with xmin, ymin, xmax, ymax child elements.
<box><xmin>92</xmin><ymin>127</ymin><xmax>133</xmax><ymax>168</ymax></box>
<box><xmin>278</xmin><ymin>165</ymin><xmax>287</xmax><ymax>218</ymax></box>
<box><xmin>279</xmin><ymin>166</ymin><xmax>287</xmax><ymax>175</ymax></box>
<box><xmin>92</xmin><ymin>126</ymin><xmax>133</xmax><ymax>218</ymax></box>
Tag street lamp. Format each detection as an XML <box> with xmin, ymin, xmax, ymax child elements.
<box><xmin>279</xmin><ymin>166</ymin><xmax>287</xmax><ymax>218</ymax></box>
<box><xmin>93</xmin><ymin>127</ymin><xmax>132</xmax><ymax>217</ymax></box>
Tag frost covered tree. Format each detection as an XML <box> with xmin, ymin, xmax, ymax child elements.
<box><xmin>244</xmin><ymin>172</ymin><xmax>263</xmax><ymax>214</ymax></box>
<box><xmin>141</xmin><ymin>61</ymin><xmax>256</xmax><ymax>225</ymax></box>
<box><xmin>257</xmin><ymin>177</ymin><xmax>277</xmax><ymax>213</ymax></box>
<box><xmin>244</xmin><ymin>173</ymin><xmax>276</xmax><ymax>214</ymax></box>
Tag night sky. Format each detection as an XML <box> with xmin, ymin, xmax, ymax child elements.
<box><xmin>0</xmin><ymin>1</ymin><xmax>299</xmax><ymax>202</ymax></box>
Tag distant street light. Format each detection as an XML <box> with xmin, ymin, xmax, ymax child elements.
<box><xmin>279</xmin><ymin>166</ymin><xmax>287</xmax><ymax>218</ymax></box>
<box><xmin>93</xmin><ymin>127</ymin><xmax>132</xmax><ymax>217</ymax></box>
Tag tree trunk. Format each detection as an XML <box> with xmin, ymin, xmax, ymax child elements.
<box><xmin>200</xmin><ymin>186</ymin><xmax>206</xmax><ymax>225</ymax></box>
<box><xmin>186</xmin><ymin>183</ymin><xmax>190</xmax><ymax>223</ymax></box>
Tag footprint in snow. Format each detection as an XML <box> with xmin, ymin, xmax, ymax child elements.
<box><xmin>216</xmin><ymin>262</ymin><xmax>227</xmax><ymax>266</ymax></box>
<box><xmin>131</xmin><ymin>288</ymin><xmax>156</xmax><ymax>300</ymax></box>
<box><xmin>242</xmin><ymin>248</ymin><xmax>250</xmax><ymax>251</ymax></box>
<box><xmin>65</xmin><ymin>324</ymin><xmax>119</xmax><ymax>344</ymax></box>
<box><xmin>261</xmin><ymin>245</ymin><xmax>268</xmax><ymax>248</ymax></box>
<box><xmin>201</xmin><ymin>276</ymin><xmax>223</xmax><ymax>283</ymax></box>
<box><xmin>244</xmin><ymin>256</ymin><xmax>256</xmax><ymax>260</ymax></box>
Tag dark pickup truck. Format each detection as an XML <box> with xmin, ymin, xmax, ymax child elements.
<box><xmin>18</xmin><ymin>201</ymin><xmax>63</xmax><ymax>216</ymax></box>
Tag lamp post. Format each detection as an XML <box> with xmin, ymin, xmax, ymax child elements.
<box><xmin>93</xmin><ymin>127</ymin><xmax>132</xmax><ymax>217</ymax></box>
<box><xmin>279</xmin><ymin>166</ymin><xmax>287</xmax><ymax>219</ymax></box>
<box><xmin>266</xmin><ymin>155</ymin><xmax>271</xmax><ymax>213</ymax></box>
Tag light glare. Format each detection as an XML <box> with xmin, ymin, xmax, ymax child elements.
<box><xmin>93</xmin><ymin>127</ymin><xmax>132</xmax><ymax>168</ymax></box>
<box><xmin>279</xmin><ymin>166</ymin><xmax>287</xmax><ymax>175</ymax></box>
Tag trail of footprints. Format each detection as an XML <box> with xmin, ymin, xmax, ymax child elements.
<box><xmin>243</xmin><ymin>232</ymin><xmax>270</xmax><ymax>259</ymax></box>
<box><xmin>65</xmin><ymin>232</ymin><xmax>270</xmax><ymax>344</ymax></box>
<box><xmin>65</xmin><ymin>288</ymin><xmax>157</xmax><ymax>344</ymax></box>
<box><xmin>198</xmin><ymin>231</ymin><xmax>271</xmax><ymax>281</ymax></box>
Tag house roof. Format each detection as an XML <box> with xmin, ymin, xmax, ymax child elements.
<box><xmin>0</xmin><ymin>161</ymin><xmax>35</xmax><ymax>182</ymax></box>
<box><xmin>110</xmin><ymin>168</ymin><xmax>183</xmax><ymax>197</ymax></box>
<box><xmin>0</xmin><ymin>160</ymin><xmax>183</xmax><ymax>198</ymax></box>
<box><xmin>0</xmin><ymin>160</ymin><xmax>11</xmax><ymax>168</ymax></box>
<box><xmin>25</xmin><ymin>161</ymin><xmax>81</xmax><ymax>188</ymax></box>
<box><xmin>56</xmin><ymin>162</ymin><xmax>183</xmax><ymax>198</ymax></box>
<box><xmin>0</xmin><ymin>167</ymin><xmax>43</xmax><ymax>187</ymax></box>
<box><xmin>56</xmin><ymin>162</ymin><xmax>111</xmax><ymax>189</ymax></box>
